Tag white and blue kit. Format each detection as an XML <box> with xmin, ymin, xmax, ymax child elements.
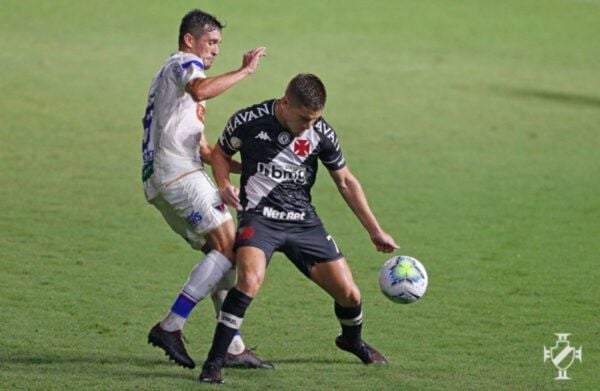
<box><xmin>141</xmin><ymin>51</ymin><xmax>231</xmax><ymax>250</ymax></box>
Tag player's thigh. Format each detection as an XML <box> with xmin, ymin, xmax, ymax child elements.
<box><xmin>280</xmin><ymin>224</ymin><xmax>360</xmax><ymax>306</ymax></box>
<box><xmin>204</xmin><ymin>218</ymin><xmax>236</xmax><ymax>261</ymax></box>
<box><xmin>281</xmin><ymin>223</ymin><xmax>342</xmax><ymax>278</ymax></box>
<box><xmin>310</xmin><ymin>257</ymin><xmax>361</xmax><ymax>307</ymax></box>
<box><xmin>157</xmin><ymin>170</ymin><xmax>232</xmax><ymax>251</ymax></box>
<box><xmin>233</xmin><ymin>217</ymin><xmax>284</xmax><ymax>297</ymax></box>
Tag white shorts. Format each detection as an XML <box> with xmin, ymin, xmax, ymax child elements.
<box><xmin>149</xmin><ymin>170</ymin><xmax>232</xmax><ymax>250</ymax></box>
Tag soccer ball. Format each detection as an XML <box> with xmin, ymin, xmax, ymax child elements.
<box><xmin>379</xmin><ymin>255</ymin><xmax>428</xmax><ymax>304</ymax></box>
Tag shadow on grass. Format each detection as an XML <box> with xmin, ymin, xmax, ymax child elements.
<box><xmin>0</xmin><ymin>351</ymin><xmax>199</xmax><ymax>383</ymax></box>
<box><xmin>270</xmin><ymin>357</ymin><xmax>360</xmax><ymax>365</ymax></box>
<box><xmin>489</xmin><ymin>85</ymin><xmax>600</xmax><ymax>108</ymax></box>
<box><xmin>1</xmin><ymin>352</ymin><xmax>170</xmax><ymax>367</ymax></box>
<box><xmin>1</xmin><ymin>351</ymin><xmax>356</xmax><ymax>370</ymax></box>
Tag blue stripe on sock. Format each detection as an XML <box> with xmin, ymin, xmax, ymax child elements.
<box><xmin>171</xmin><ymin>294</ymin><xmax>197</xmax><ymax>318</ymax></box>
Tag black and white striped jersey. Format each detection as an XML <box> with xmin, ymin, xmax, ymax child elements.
<box><xmin>218</xmin><ymin>99</ymin><xmax>346</xmax><ymax>224</ymax></box>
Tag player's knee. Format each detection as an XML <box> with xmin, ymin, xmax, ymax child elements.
<box><xmin>236</xmin><ymin>270</ymin><xmax>264</xmax><ymax>298</ymax></box>
<box><xmin>220</xmin><ymin>246</ymin><xmax>235</xmax><ymax>263</ymax></box>
<box><xmin>347</xmin><ymin>288</ymin><xmax>362</xmax><ymax>307</ymax></box>
<box><xmin>338</xmin><ymin>287</ymin><xmax>361</xmax><ymax>307</ymax></box>
<box><xmin>206</xmin><ymin>228</ymin><xmax>236</xmax><ymax>262</ymax></box>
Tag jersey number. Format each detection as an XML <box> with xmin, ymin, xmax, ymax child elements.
<box><xmin>326</xmin><ymin>235</ymin><xmax>340</xmax><ymax>253</ymax></box>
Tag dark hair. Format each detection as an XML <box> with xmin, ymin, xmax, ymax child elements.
<box><xmin>285</xmin><ymin>73</ymin><xmax>327</xmax><ymax>111</ymax></box>
<box><xmin>178</xmin><ymin>9</ymin><xmax>224</xmax><ymax>47</ymax></box>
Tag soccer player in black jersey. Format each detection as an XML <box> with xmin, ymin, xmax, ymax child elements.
<box><xmin>199</xmin><ymin>73</ymin><xmax>399</xmax><ymax>383</ymax></box>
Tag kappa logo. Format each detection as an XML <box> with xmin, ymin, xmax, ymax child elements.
<box><xmin>544</xmin><ymin>333</ymin><xmax>582</xmax><ymax>380</ymax></box>
<box><xmin>255</xmin><ymin>131</ymin><xmax>271</xmax><ymax>141</ymax></box>
<box><xmin>293</xmin><ymin>139</ymin><xmax>311</xmax><ymax>156</ymax></box>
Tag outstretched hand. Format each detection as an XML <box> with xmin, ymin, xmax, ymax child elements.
<box><xmin>241</xmin><ymin>47</ymin><xmax>267</xmax><ymax>74</ymax></box>
<box><xmin>370</xmin><ymin>230</ymin><xmax>400</xmax><ymax>253</ymax></box>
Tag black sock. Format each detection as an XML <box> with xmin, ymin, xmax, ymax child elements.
<box><xmin>334</xmin><ymin>302</ymin><xmax>363</xmax><ymax>346</ymax></box>
<box><xmin>206</xmin><ymin>288</ymin><xmax>253</xmax><ymax>367</ymax></box>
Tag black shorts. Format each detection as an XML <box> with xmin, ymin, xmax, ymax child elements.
<box><xmin>234</xmin><ymin>214</ymin><xmax>343</xmax><ymax>277</ymax></box>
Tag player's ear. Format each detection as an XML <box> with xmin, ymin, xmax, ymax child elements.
<box><xmin>280</xmin><ymin>96</ymin><xmax>291</xmax><ymax>112</ymax></box>
<box><xmin>183</xmin><ymin>32</ymin><xmax>195</xmax><ymax>49</ymax></box>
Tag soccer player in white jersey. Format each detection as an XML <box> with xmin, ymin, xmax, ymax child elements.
<box><xmin>142</xmin><ymin>9</ymin><xmax>271</xmax><ymax>369</ymax></box>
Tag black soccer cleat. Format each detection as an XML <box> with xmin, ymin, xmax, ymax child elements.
<box><xmin>199</xmin><ymin>361</ymin><xmax>224</xmax><ymax>384</ymax></box>
<box><xmin>225</xmin><ymin>348</ymin><xmax>275</xmax><ymax>369</ymax></box>
<box><xmin>148</xmin><ymin>323</ymin><xmax>196</xmax><ymax>369</ymax></box>
<box><xmin>335</xmin><ymin>335</ymin><xmax>388</xmax><ymax>365</ymax></box>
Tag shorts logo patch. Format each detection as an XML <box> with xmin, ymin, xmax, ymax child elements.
<box><xmin>237</xmin><ymin>226</ymin><xmax>255</xmax><ymax>241</ymax></box>
<box><xmin>213</xmin><ymin>202</ymin><xmax>226</xmax><ymax>212</ymax></box>
<box><xmin>293</xmin><ymin>139</ymin><xmax>310</xmax><ymax>156</ymax></box>
<box><xmin>185</xmin><ymin>211</ymin><xmax>203</xmax><ymax>228</ymax></box>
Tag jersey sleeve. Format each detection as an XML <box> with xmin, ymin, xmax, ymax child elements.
<box><xmin>218</xmin><ymin>111</ymin><xmax>245</xmax><ymax>155</ymax></box>
<box><xmin>176</xmin><ymin>54</ymin><xmax>206</xmax><ymax>89</ymax></box>
<box><xmin>316</xmin><ymin>118</ymin><xmax>346</xmax><ymax>171</ymax></box>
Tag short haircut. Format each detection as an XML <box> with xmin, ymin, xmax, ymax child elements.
<box><xmin>178</xmin><ymin>9</ymin><xmax>225</xmax><ymax>47</ymax></box>
<box><xmin>285</xmin><ymin>73</ymin><xmax>327</xmax><ymax>111</ymax></box>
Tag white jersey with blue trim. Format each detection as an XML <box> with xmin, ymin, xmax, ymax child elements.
<box><xmin>141</xmin><ymin>51</ymin><xmax>207</xmax><ymax>201</ymax></box>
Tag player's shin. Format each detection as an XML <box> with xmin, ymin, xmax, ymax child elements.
<box><xmin>160</xmin><ymin>250</ymin><xmax>232</xmax><ymax>332</ymax></box>
<box><xmin>335</xmin><ymin>302</ymin><xmax>363</xmax><ymax>346</ymax></box>
<box><xmin>205</xmin><ymin>287</ymin><xmax>253</xmax><ymax>367</ymax></box>
<box><xmin>210</xmin><ymin>269</ymin><xmax>247</xmax><ymax>354</ymax></box>
<box><xmin>210</xmin><ymin>268</ymin><xmax>236</xmax><ymax>313</ymax></box>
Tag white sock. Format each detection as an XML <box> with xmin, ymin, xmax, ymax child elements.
<box><xmin>227</xmin><ymin>333</ymin><xmax>246</xmax><ymax>355</ymax></box>
<box><xmin>160</xmin><ymin>311</ymin><xmax>186</xmax><ymax>332</ymax></box>
<box><xmin>210</xmin><ymin>268</ymin><xmax>237</xmax><ymax>315</ymax></box>
<box><xmin>181</xmin><ymin>250</ymin><xmax>232</xmax><ymax>301</ymax></box>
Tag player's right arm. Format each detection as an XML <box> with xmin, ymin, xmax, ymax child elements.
<box><xmin>329</xmin><ymin>166</ymin><xmax>399</xmax><ymax>253</ymax></box>
<box><xmin>187</xmin><ymin>47</ymin><xmax>266</xmax><ymax>102</ymax></box>
<box><xmin>211</xmin><ymin>143</ymin><xmax>240</xmax><ymax>208</ymax></box>
<box><xmin>199</xmin><ymin>132</ymin><xmax>242</xmax><ymax>173</ymax></box>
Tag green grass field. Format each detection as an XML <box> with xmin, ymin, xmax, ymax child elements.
<box><xmin>1</xmin><ymin>0</ymin><xmax>599</xmax><ymax>389</ymax></box>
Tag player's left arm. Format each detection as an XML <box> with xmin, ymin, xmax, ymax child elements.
<box><xmin>329</xmin><ymin>166</ymin><xmax>399</xmax><ymax>253</ymax></box>
<box><xmin>199</xmin><ymin>132</ymin><xmax>241</xmax><ymax>173</ymax></box>
<box><xmin>186</xmin><ymin>47</ymin><xmax>267</xmax><ymax>102</ymax></box>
